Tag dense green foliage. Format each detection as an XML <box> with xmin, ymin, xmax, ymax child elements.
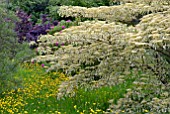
<box><xmin>8</xmin><ymin>0</ymin><xmax>114</xmax><ymax>23</ymax></box>
<box><xmin>8</xmin><ymin>0</ymin><xmax>49</xmax><ymax>23</ymax></box>
<box><xmin>0</xmin><ymin>4</ymin><xmax>35</xmax><ymax>93</ymax></box>
<box><xmin>49</xmin><ymin>0</ymin><xmax>111</xmax><ymax>7</ymax></box>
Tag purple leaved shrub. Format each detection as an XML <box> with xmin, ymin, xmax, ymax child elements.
<box><xmin>15</xmin><ymin>10</ymin><xmax>33</xmax><ymax>43</ymax></box>
<box><xmin>15</xmin><ymin>10</ymin><xmax>73</xmax><ymax>44</ymax></box>
<box><xmin>15</xmin><ymin>10</ymin><xmax>59</xmax><ymax>43</ymax></box>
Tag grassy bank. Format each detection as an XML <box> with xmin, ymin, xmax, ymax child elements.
<box><xmin>0</xmin><ymin>63</ymin><xmax>137</xmax><ymax>114</ymax></box>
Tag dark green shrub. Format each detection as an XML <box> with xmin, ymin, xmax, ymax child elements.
<box><xmin>9</xmin><ymin>0</ymin><xmax>50</xmax><ymax>23</ymax></box>
<box><xmin>47</xmin><ymin>0</ymin><xmax>112</xmax><ymax>20</ymax></box>
<box><xmin>0</xmin><ymin>4</ymin><xmax>35</xmax><ymax>94</ymax></box>
<box><xmin>9</xmin><ymin>0</ymin><xmax>114</xmax><ymax>23</ymax></box>
<box><xmin>48</xmin><ymin>0</ymin><xmax>111</xmax><ymax>7</ymax></box>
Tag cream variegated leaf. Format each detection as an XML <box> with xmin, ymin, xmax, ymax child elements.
<box><xmin>28</xmin><ymin>2</ymin><xmax>170</xmax><ymax>112</ymax></box>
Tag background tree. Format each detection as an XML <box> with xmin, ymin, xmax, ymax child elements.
<box><xmin>0</xmin><ymin>3</ymin><xmax>35</xmax><ymax>94</ymax></box>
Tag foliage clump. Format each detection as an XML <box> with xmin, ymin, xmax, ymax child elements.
<box><xmin>0</xmin><ymin>4</ymin><xmax>35</xmax><ymax>93</ymax></box>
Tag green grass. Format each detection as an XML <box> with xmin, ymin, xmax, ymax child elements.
<box><xmin>55</xmin><ymin>76</ymin><xmax>136</xmax><ymax>114</ymax></box>
<box><xmin>0</xmin><ymin>63</ymin><xmax>137</xmax><ymax>114</ymax></box>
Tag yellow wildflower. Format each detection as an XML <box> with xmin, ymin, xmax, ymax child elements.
<box><xmin>96</xmin><ymin>109</ymin><xmax>102</xmax><ymax>112</ymax></box>
<box><xmin>144</xmin><ymin>110</ymin><xmax>149</xmax><ymax>112</ymax></box>
<box><xmin>90</xmin><ymin>108</ymin><xmax>95</xmax><ymax>113</ymax></box>
<box><xmin>24</xmin><ymin>111</ymin><xmax>28</xmax><ymax>113</ymax></box>
<box><xmin>74</xmin><ymin>105</ymin><xmax>77</xmax><ymax>109</ymax></box>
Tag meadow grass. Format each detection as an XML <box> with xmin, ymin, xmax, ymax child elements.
<box><xmin>0</xmin><ymin>63</ymin><xmax>137</xmax><ymax>114</ymax></box>
<box><xmin>55</xmin><ymin>76</ymin><xmax>136</xmax><ymax>114</ymax></box>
